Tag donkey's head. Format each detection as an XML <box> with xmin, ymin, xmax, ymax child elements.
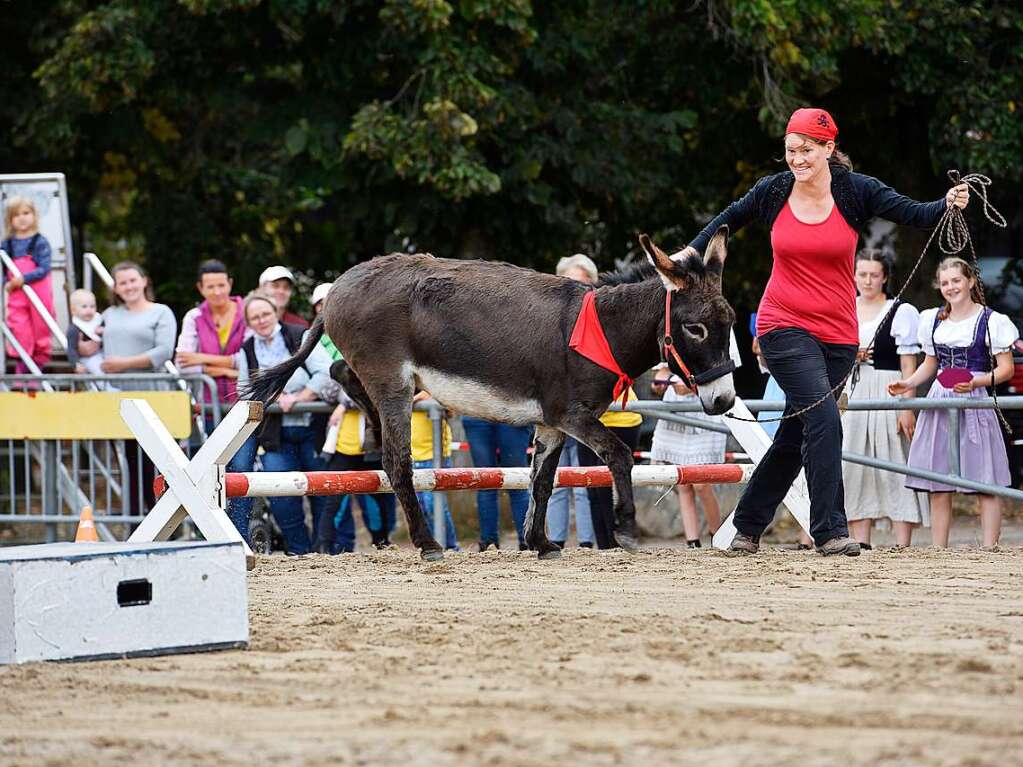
<box><xmin>639</xmin><ymin>227</ymin><xmax>736</xmax><ymax>415</ymax></box>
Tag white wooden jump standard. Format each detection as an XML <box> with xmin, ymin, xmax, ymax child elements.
<box><xmin>122</xmin><ymin>399</ymin><xmax>262</xmax><ymax>567</ymax></box>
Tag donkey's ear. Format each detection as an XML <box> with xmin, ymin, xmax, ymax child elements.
<box><xmin>638</xmin><ymin>233</ymin><xmax>687</xmax><ymax>291</ymax></box>
<box><xmin>703</xmin><ymin>225</ymin><xmax>728</xmax><ymax>272</ymax></box>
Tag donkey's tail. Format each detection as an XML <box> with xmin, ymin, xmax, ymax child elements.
<box><xmin>242</xmin><ymin>315</ymin><xmax>325</xmax><ymax>405</ymax></box>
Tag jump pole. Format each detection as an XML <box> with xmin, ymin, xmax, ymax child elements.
<box><xmin>153</xmin><ymin>463</ymin><xmax>755</xmax><ymax>499</ymax></box>
<box><xmin>122</xmin><ymin>398</ymin><xmax>755</xmax><ymax>565</ymax></box>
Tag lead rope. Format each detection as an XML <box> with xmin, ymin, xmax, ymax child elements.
<box><xmin>725</xmin><ymin>170</ymin><xmax>1008</xmax><ymax>429</ymax></box>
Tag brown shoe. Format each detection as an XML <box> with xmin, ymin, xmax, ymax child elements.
<box><xmin>728</xmin><ymin>532</ymin><xmax>760</xmax><ymax>554</ymax></box>
<box><xmin>816</xmin><ymin>536</ymin><xmax>861</xmax><ymax>557</ymax></box>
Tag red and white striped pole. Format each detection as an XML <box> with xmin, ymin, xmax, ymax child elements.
<box><xmin>156</xmin><ymin>464</ymin><xmax>753</xmax><ymax>499</ymax></box>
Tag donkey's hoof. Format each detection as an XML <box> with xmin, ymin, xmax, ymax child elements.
<box><xmin>421</xmin><ymin>549</ymin><xmax>444</xmax><ymax>562</ymax></box>
<box><xmin>615</xmin><ymin>533</ymin><xmax>640</xmax><ymax>553</ymax></box>
<box><xmin>538</xmin><ymin>548</ymin><xmax>562</xmax><ymax>561</ymax></box>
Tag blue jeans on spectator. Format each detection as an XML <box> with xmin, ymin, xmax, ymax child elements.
<box><xmin>545</xmin><ymin>438</ymin><xmax>594</xmax><ymax>545</ymax></box>
<box><xmin>414</xmin><ymin>458</ymin><xmax>460</xmax><ymax>550</ymax></box>
<box><xmin>204</xmin><ymin>417</ymin><xmax>257</xmax><ymax>543</ymax></box>
<box><xmin>734</xmin><ymin>328</ymin><xmax>857</xmax><ymax>546</ymax></box>
<box><xmin>328</xmin><ymin>452</ymin><xmax>396</xmax><ymax>552</ymax></box>
<box><xmin>462</xmin><ymin>417</ymin><xmax>532</xmax><ymax>547</ymax></box>
<box><xmin>260</xmin><ymin>424</ymin><xmax>330</xmax><ymax>555</ymax></box>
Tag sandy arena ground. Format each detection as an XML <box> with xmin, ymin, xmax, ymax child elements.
<box><xmin>2</xmin><ymin>544</ymin><xmax>1022</xmax><ymax>767</ymax></box>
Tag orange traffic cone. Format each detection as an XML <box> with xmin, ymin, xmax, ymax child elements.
<box><xmin>75</xmin><ymin>505</ymin><xmax>99</xmax><ymax>543</ymax></box>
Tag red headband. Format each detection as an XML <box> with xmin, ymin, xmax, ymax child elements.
<box><xmin>785</xmin><ymin>108</ymin><xmax>838</xmax><ymax>142</ymax></box>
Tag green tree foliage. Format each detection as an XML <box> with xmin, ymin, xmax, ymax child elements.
<box><xmin>1</xmin><ymin>0</ymin><xmax>1019</xmax><ymax>316</ymax></box>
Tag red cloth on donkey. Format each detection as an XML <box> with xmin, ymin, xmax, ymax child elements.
<box><xmin>569</xmin><ymin>291</ymin><xmax>633</xmax><ymax>407</ymax></box>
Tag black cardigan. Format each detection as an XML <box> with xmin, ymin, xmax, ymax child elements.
<box><xmin>688</xmin><ymin>166</ymin><xmax>946</xmax><ymax>254</ymax></box>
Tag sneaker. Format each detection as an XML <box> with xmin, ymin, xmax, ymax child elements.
<box><xmin>728</xmin><ymin>532</ymin><xmax>760</xmax><ymax>554</ymax></box>
<box><xmin>686</xmin><ymin>539</ymin><xmax>702</xmax><ymax>549</ymax></box>
<box><xmin>478</xmin><ymin>539</ymin><xmax>499</xmax><ymax>552</ymax></box>
<box><xmin>579</xmin><ymin>541</ymin><xmax>594</xmax><ymax>549</ymax></box>
<box><xmin>816</xmin><ymin>536</ymin><xmax>861</xmax><ymax>557</ymax></box>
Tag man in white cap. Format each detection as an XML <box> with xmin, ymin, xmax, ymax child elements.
<box><xmin>311</xmin><ymin>282</ymin><xmax>332</xmax><ymax>315</ymax></box>
<box><xmin>258</xmin><ymin>265</ymin><xmax>309</xmax><ymax>328</ymax></box>
<box><xmin>311</xmin><ymin>282</ymin><xmax>340</xmax><ymax>359</ymax></box>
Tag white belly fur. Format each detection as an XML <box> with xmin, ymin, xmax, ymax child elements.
<box><xmin>413</xmin><ymin>366</ymin><xmax>543</xmax><ymax>425</ymax></box>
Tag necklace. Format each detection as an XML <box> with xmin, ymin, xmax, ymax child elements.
<box><xmin>212</xmin><ymin>303</ymin><xmax>235</xmax><ymax>329</ymax></box>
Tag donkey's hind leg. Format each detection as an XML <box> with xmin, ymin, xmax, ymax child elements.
<box><xmin>362</xmin><ymin>378</ymin><xmax>443</xmax><ymax>561</ymax></box>
<box><xmin>329</xmin><ymin>361</ymin><xmax>382</xmax><ymax>445</ymax></box>
<box><xmin>563</xmin><ymin>415</ymin><xmax>639</xmax><ymax>552</ymax></box>
<box><xmin>524</xmin><ymin>425</ymin><xmax>566</xmax><ymax>560</ymax></box>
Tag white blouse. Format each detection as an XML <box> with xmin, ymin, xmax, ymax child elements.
<box><xmin>917</xmin><ymin>306</ymin><xmax>1020</xmax><ymax>357</ymax></box>
<box><xmin>858</xmin><ymin>300</ymin><xmax>920</xmax><ymax>354</ymax></box>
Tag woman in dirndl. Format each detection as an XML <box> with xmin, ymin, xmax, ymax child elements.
<box><xmin>889</xmin><ymin>257</ymin><xmax>1019</xmax><ymax>548</ymax></box>
<box><xmin>649</xmin><ymin>331</ymin><xmax>742</xmax><ymax>548</ymax></box>
<box><xmin>842</xmin><ymin>249</ymin><xmax>928</xmax><ymax>548</ymax></box>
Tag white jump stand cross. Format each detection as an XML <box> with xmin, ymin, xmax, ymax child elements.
<box><xmin>121</xmin><ymin>399</ymin><xmax>263</xmax><ymax>568</ymax></box>
<box><xmin>712</xmin><ymin>397</ymin><xmax>812</xmax><ymax>549</ymax></box>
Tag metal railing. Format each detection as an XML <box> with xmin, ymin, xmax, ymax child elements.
<box><xmin>614</xmin><ymin>396</ymin><xmax>1023</xmax><ymax>502</ymax></box>
<box><xmin>0</xmin><ymin>373</ymin><xmax>220</xmax><ymax>540</ymax></box>
<box><xmin>81</xmin><ymin>251</ymin><xmax>113</xmax><ymax>294</ymax></box>
<box><xmin>2</xmin><ymin>380</ymin><xmax>1019</xmax><ymax>542</ymax></box>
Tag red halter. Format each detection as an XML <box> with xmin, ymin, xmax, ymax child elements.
<box><xmin>661</xmin><ymin>289</ymin><xmax>698</xmax><ymax>389</ymax></box>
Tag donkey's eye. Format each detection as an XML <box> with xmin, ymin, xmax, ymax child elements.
<box><xmin>682</xmin><ymin>323</ymin><xmax>708</xmax><ymax>342</ymax></box>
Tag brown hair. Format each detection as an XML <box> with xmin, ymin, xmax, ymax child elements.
<box><xmin>109</xmin><ymin>261</ymin><xmax>155</xmax><ymax>306</ymax></box>
<box><xmin>242</xmin><ymin>290</ymin><xmax>278</xmax><ymax>324</ymax></box>
<box><xmin>855</xmin><ymin>248</ymin><xmax>894</xmax><ymax>297</ymax></box>
<box><xmin>3</xmin><ymin>196</ymin><xmax>38</xmax><ymax>236</ymax></box>
<box><xmin>793</xmin><ymin>134</ymin><xmax>853</xmax><ymax>171</ymax></box>
<box><xmin>934</xmin><ymin>257</ymin><xmax>983</xmax><ymax>320</ymax></box>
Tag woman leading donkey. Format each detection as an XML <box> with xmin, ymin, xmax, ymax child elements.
<box><xmin>679</xmin><ymin>107</ymin><xmax>970</xmax><ymax>556</ymax></box>
<box><xmin>246</xmin><ymin>233</ymin><xmax>737</xmax><ymax>560</ymax></box>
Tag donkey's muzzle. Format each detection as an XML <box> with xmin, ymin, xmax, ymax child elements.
<box><xmin>697</xmin><ymin>363</ymin><xmax>736</xmax><ymax>415</ymax></box>
<box><xmin>703</xmin><ymin>389</ymin><xmax>736</xmax><ymax>416</ymax></box>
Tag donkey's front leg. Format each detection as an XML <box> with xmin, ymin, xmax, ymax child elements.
<box><xmin>374</xmin><ymin>394</ymin><xmax>443</xmax><ymax>561</ymax></box>
<box><xmin>565</xmin><ymin>416</ymin><xmax>639</xmax><ymax>552</ymax></box>
<box><xmin>524</xmin><ymin>425</ymin><xmax>566</xmax><ymax>560</ymax></box>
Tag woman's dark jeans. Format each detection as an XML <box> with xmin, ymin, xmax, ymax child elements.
<box><xmin>323</xmin><ymin>452</ymin><xmax>396</xmax><ymax>553</ymax></box>
<box><xmin>260</xmin><ymin>424</ymin><xmax>330</xmax><ymax>555</ymax></box>
<box><xmin>577</xmin><ymin>424</ymin><xmax>641</xmax><ymax>549</ymax></box>
<box><xmin>462</xmin><ymin>418</ymin><xmax>532</xmax><ymax>546</ymax></box>
<box><xmin>733</xmin><ymin>328</ymin><xmax>857</xmax><ymax>546</ymax></box>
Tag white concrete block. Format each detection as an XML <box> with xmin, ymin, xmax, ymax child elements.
<box><xmin>0</xmin><ymin>541</ymin><xmax>248</xmax><ymax>664</ymax></box>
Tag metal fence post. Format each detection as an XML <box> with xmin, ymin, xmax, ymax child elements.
<box><xmin>429</xmin><ymin>402</ymin><xmax>446</xmax><ymax>549</ymax></box>
<box><xmin>42</xmin><ymin>441</ymin><xmax>58</xmax><ymax>541</ymax></box>
<box><xmin>948</xmin><ymin>408</ymin><xmax>961</xmax><ymax>478</ymax></box>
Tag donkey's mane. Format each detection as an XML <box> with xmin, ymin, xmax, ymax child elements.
<box><xmin>598</xmin><ymin>253</ymin><xmax>709</xmax><ymax>287</ymax></box>
<box><xmin>598</xmin><ymin>260</ymin><xmax>655</xmax><ymax>286</ymax></box>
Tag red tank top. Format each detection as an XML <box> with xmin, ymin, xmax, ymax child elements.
<box><xmin>756</xmin><ymin>201</ymin><xmax>859</xmax><ymax>345</ymax></box>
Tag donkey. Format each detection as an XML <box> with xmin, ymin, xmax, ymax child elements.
<box><xmin>245</xmin><ymin>229</ymin><xmax>736</xmax><ymax>561</ymax></box>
